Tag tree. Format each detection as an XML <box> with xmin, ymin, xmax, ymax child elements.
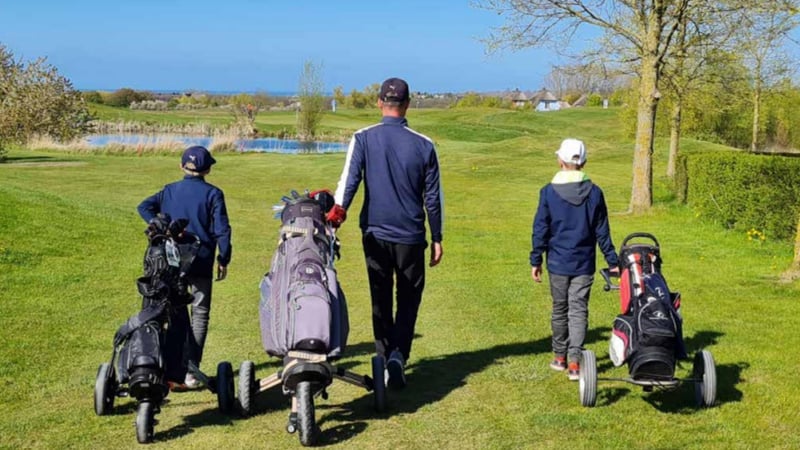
<box><xmin>480</xmin><ymin>0</ymin><xmax>701</xmax><ymax>213</ymax></box>
<box><xmin>296</xmin><ymin>60</ymin><xmax>325</xmax><ymax>141</ymax></box>
<box><xmin>228</xmin><ymin>92</ymin><xmax>268</xmax><ymax>136</ymax></box>
<box><xmin>729</xmin><ymin>5</ymin><xmax>798</xmax><ymax>152</ymax></box>
<box><xmin>0</xmin><ymin>44</ymin><xmax>91</xmax><ymax>161</ymax></box>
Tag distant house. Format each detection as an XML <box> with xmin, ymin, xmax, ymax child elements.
<box><xmin>530</xmin><ymin>89</ymin><xmax>560</xmax><ymax>111</ymax></box>
<box><xmin>508</xmin><ymin>89</ymin><xmax>531</xmax><ymax>108</ymax></box>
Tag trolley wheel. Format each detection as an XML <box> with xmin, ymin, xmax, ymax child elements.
<box><xmin>94</xmin><ymin>362</ymin><xmax>116</xmax><ymax>416</ymax></box>
<box><xmin>371</xmin><ymin>355</ymin><xmax>387</xmax><ymax>412</ymax></box>
<box><xmin>238</xmin><ymin>360</ymin><xmax>256</xmax><ymax>416</ymax></box>
<box><xmin>135</xmin><ymin>401</ymin><xmax>155</xmax><ymax>444</ymax></box>
<box><xmin>693</xmin><ymin>350</ymin><xmax>717</xmax><ymax>407</ymax></box>
<box><xmin>216</xmin><ymin>361</ymin><xmax>235</xmax><ymax>414</ymax></box>
<box><xmin>296</xmin><ymin>381</ymin><xmax>318</xmax><ymax>446</ymax></box>
<box><xmin>579</xmin><ymin>350</ymin><xmax>598</xmax><ymax>407</ymax></box>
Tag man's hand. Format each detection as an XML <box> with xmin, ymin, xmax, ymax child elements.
<box><xmin>216</xmin><ymin>265</ymin><xmax>227</xmax><ymax>281</ymax></box>
<box><xmin>326</xmin><ymin>204</ymin><xmax>347</xmax><ymax>228</ymax></box>
<box><xmin>531</xmin><ymin>265</ymin><xmax>543</xmax><ymax>283</ymax></box>
<box><xmin>429</xmin><ymin>242</ymin><xmax>443</xmax><ymax>267</ymax></box>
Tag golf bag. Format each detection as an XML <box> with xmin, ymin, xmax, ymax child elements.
<box><xmin>113</xmin><ymin>215</ymin><xmax>199</xmax><ymax>399</ymax></box>
<box><xmin>259</xmin><ymin>190</ymin><xmax>349</xmax><ymax>358</ymax></box>
<box><xmin>609</xmin><ymin>233</ymin><xmax>687</xmax><ymax>380</ymax></box>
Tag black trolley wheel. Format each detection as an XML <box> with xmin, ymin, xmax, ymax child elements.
<box><xmin>216</xmin><ymin>361</ymin><xmax>235</xmax><ymax>414</ymax></box>
<box><xmin>371</xmin><ymin>355</ymin><xmax>387</xmax><ymax>412</ymax></box>
<box><xmin>94</xmin><ymin>362</ymin><xmax>116</xmax><ymax>416</ymax></box>
<box><xmin>579</xmin><ymin>350</ymin><xmax>598</xmax><ymax>407</ymax></box>
<box><xmin>693</xmin><ymin>350</ymin><xmax>717</xmax><ymax>407</ymax></box>
<box><xmin>296</xmin><ymin>381</ymin><xmax>318</xmax><ymax>446</ymax></box>
<box><xmin>238</xmin><ymin>360</ymin><xmax>256</xmax><ymax>416</ymax></box>
<box><xmin>135</xmin><ymin>400</ymin><xmax>155</xmax><ymax>444</ymax></box>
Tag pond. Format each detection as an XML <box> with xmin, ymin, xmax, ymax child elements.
<box><xmin>84</xmin><ymin>134</ymin><xmax>348</xmax><ymax>153</ymax></box>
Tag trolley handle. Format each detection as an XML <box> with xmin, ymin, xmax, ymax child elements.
<box><xmin>599</xmin><ymin>268</ymin><xmax>620</xmax><ymax>292</ymax></box>
<box><xmin>621</xmin><ymin>232</ymin><xmax>660</xmax><ymax>249</ymax></box>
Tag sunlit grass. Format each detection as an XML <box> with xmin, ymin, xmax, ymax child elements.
<box><xmin>1</xmin><ymin>107</ymin><xmax>798</xmax><ymax>449</ymax></box>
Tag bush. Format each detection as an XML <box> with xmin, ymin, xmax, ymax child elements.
<box><xmin>686</xmin><ymin>152</ymin><xmax>800</xmax><ymax>241</ymax></box>
<box><xmin>103</xmin><ymin>88</ymin><xmax>151</xmax><ymax>107</ymax></box>
<box><xmin>0</xmin><ymin>44</ymin><xmax>91</xmax><ymax>146</ymax></box>
<box><xmin>81</xmin><ymin>90</ymin><xmax>103</xmax><ymax>104</ymax></box>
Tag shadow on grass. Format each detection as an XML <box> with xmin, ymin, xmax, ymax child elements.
<box><xmin>4</xmin><ymin>155</ymin><xmax>56</xmax><ymax>163</ymax></box>
<box><xmin>308</xmin><ymin>328</ymin><xmax>610</xmax><ymax>446</ymax></box>
<box><xmin>156</xmin><ymin>403</ymin><xmax>238</xmax><ymax>442</ymax></box>
<box><xmin>591</xmin><ymin>329</ymin><xmax>741</xmax><ymax>413</ymax></box>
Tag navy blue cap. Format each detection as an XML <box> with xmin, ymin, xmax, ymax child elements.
<box><xmin>379</xmin><ymin>77</ymin><xmax>410</xmax><ymax>103</ymax></box>
<box><xmin>181</xmin><ymin>146</ymin><xmax>216</xmax><ymax>173</ymax></box>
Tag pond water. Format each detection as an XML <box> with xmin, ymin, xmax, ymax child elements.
<box><xmin>84</xmin><ymin>134</ymin><xmax>347</xmax><ymax>153</ymax></box>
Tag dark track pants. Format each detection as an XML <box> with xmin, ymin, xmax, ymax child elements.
<box><xmin>362</xmin><ymin>234</ymin><xmax>426</xmax><ymax>362</ymax></box>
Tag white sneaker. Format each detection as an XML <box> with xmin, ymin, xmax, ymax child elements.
<box><xmin>386</xmin><ymin>350</ymin><xmax>406</xmax><ymax>389</ymax></box>
<box><xmin>184</xmin><ymin>372</ymin><xmax>200</xmax><ymax>389</ymax></box>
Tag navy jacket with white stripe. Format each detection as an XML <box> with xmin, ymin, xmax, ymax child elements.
<box><xmin>334</xmin><ymin>116</ymin><xmax>443</xmax><ymax>245</ymax></box>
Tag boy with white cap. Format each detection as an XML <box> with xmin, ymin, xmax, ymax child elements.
<box><xmin>529</xmin><ymin>138</ymin><xmax>619</xmax><ymax>380</ymax></box>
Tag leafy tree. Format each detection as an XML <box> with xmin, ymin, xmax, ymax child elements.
<box><xmin>332</xmin><ymin>86</ymin><xmax>346</xmax><ymax>108</ymax></box>
<box><xmin>296</xmin><ymin>60</ymin><xmax>325</xmax><ymax>141</ymax></box>
<box><xmin>103</xmin><ymin>88</ymin><xmax>150</xmax><ymax>107</ymax></box>
<box><xmin>228</xmin><ymin>92</ymin><xmax>267</xmax><ymax>135</ymax></box>
<box><xmin>81</xmin><ymin>90</ymin><xmax>103</xmax><ymax>104</ymax></box>
<box><xmin>729</xmin><ymin>5</ymin><xmax>798</xmax><ymax>152</ymax></box>
<box><xmin>0</xmin><ymin>43</ymin><xmax>91</xmax><ymax>161</ymax></box>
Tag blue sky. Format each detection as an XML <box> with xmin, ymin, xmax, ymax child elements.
<box><xmin>0</xmin><ymin>0</ymin><xmax>569</xmax><ymax>94</ymax></box>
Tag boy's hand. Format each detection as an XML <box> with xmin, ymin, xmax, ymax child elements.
<box><xmin>216</xmin><ymin>265</ymin><xmax>227</xmax><ymax>281</ymax></box>
<box><xmin>531</xmin><ymin>265</ymin><xmax>542</xmax><ymax>283</ymax></box>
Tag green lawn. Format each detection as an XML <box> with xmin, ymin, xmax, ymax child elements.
<box><xmin>1</xmin><ymin>107</ymin><xmax>798</xmax><ymax>449</ymax></box>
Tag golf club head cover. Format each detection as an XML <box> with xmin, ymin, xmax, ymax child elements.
<box><xmin>310</xmin><ymin>189</ymin><xmax>335</xmax><ymax>213</ymax></box>
<box><xmin>326</xmin><ymin>204</ymin><xmax>347</xmax><ymax>228</ymax></box>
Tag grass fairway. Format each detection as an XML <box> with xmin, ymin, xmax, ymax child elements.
<box><xmin>1</xmin><ymin>107</ymin><xmax>799</xmax><ymax>449</ymax></box>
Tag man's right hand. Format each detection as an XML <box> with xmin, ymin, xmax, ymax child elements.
<box><xmin>531</xmin><ymin>265</ymin><xmax>542</xmax><ymax>283</ymax></box>
<box><xmin>429</xmin><ymin>242</ymin><xmax>443</xmax><ymax>267</ymax></box>
<box><xmin>326</xmin><ymin>204</ymin><xmax>347</xmax><ymax>228</ymax></box>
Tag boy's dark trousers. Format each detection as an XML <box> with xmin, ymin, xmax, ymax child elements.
<box><xmin>362</xmin><ymin>233</ymin><xmax>426</xmax><ymax>362</ymax></box>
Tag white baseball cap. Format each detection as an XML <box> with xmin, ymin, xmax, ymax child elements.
<box><xmin>555</xmin><ymin>138</ymin><xmax>587</xmax><ymax>165</ymax></box>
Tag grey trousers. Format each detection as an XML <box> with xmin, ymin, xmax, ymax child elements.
<box><xmin>186</xmin><ymin>276</ymin><xmax>213</xmax><ymax>368</ymax></box>
<box><xmin>548</xmin><ymin>273</ymin><xmax>594</xmax><ymax>362</ymax></box>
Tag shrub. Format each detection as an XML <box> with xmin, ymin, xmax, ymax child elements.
<box><xmin>81</xmin><ymin>90</ymin><xmax>103</xmax><ymax>104</ymax></box>
<box><xmin>686</xmin><ymin>152</ymin><xmax>800</xmax><ymax>241</ymax></box>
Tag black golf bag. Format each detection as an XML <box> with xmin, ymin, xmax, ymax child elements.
<box><xmin>608</xmin><ymin>233</ymin><xmax>687</xmax><ymax>380</ymax></box>
<box><xmin>112</xmin><ymin>215</ymin><xmax>199</xmax><ymax>401</ymax></box>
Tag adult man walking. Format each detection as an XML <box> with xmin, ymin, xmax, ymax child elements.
<box><xmin>327</xmin><ymin>77</ymin><xmax>444</xmax><ymax>389</ymax></box>
<box><xmin>138</xmin><ymin>145</ymin><xmax>232</xmax><ymax>387</ymax></box>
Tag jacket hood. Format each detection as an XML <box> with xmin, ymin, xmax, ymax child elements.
<box><xmin>551</xmin><ymin>170</ymin><xmax>593</xmax><ymax>206</ymax></box>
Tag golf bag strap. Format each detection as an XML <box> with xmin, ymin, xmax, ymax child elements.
<box><xmin>113</xmin><ymin>302</ymin><xmax>166</xmax><ymax>346</ymax></box>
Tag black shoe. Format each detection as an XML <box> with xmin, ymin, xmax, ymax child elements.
<box><xmin>386</xmin><ymin>350</ymin><xmax>407</xmax><ymax>389</ymax></box>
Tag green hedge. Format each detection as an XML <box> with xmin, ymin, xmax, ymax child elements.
<box><xmin>682</xmin><ymin>152</ymin><xmax>800</xmax><ymax>241</ymax></box>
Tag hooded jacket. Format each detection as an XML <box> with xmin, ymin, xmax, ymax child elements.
<box><xmin>530</xmin><ymin>171</ymin><xmax>618</xmax><ymax>276</ymax></box>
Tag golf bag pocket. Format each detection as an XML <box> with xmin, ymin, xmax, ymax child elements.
<box><xmin>636</xmin><ymin>296</ymin><xmax>677</xmax><ymax>348</ymax></box>
<box><xmin>610</xmin><ymin>314</ymin><xmax>634</xmax><ymax>367</ymax></box>
<box><xmin>288</xmin><ymin>259</ymin><xmax>332</xmax><ymax>352</ymax></box>
<box><xmin>116</xmin><ymin>321</ymin><xmax>164</xmax><ymax>384</ymax></box>
<box><xmin>325</xmin><ymin>267</ymin><xmax>349</xmax><ymax>358</ymax></box>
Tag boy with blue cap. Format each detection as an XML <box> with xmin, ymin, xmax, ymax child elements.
<box><xmin>138</xmin><ymin>145</ymin><xmax>232</xmax><ymax>387</ymax></box>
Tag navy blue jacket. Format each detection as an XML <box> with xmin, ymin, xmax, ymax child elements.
<box><xmin>138</xmin><ymin>175</ymin><xmax>232</xmax><ymax>278</ymax></box>
<box><xmin>334</xmin><ymin>116</ymin><xmax>443</xmax><ymax>245</ymax></box>
<box><xmin>530</xmin><ymin>171</ymin><xmax>617</xmax><ymax>276</ymax></box>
